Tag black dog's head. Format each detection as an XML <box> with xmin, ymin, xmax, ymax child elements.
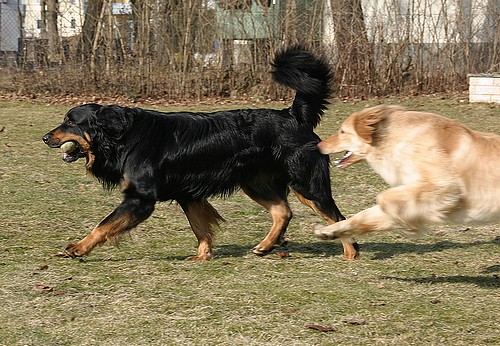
<box><xmin>43</xmin><ymin>104</ymin><xmax>134</xmax><ymax>170</ymax></box>
<box><xmin>42</xmin><ymin>104</ymin><xmax>101</xmax><ymax>166</ymax></box>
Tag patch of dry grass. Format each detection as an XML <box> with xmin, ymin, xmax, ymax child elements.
<box><xmin>0</xmin><ymin>97</ymin><xmax>499</xmax><ymax>345</ymax></box>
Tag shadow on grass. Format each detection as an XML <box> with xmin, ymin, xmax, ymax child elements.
<box><xmin>214</xmin><ymin>240</ymin><xmax>500</xmax><ymax>289</ymax></box>
<box><xmin>214</xmin><ymin>241</ymin><xmax>346</xmax><ymax>258</ymax></box>
<box><xmin>383</xmin><ymin>275</ymin><xmax>499</xmax><ymax>288</ymax></box>
<box><xmin>70</xmin><ymin>237</ymin><xmax>497</xmax><ymax>264</ymax></box>
<box><xmin>483</xmin><ymin>264</ymin><xmax>500</xmax><ymax>273</ymax></box>
<box><xmin>214</xmin><ymin>238</ymin><xmax>498</xmax><ymax>260</ymax></box>
<box><xmin>360</xmin><ymin>239</ymin><xmax>499</xmax><ymax>260</ymax></box>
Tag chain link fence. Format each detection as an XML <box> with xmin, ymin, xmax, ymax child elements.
<box><xmin>0</xmin><ymin>0</ymin><xmax>20</xmax><ymax>66</ymax></box>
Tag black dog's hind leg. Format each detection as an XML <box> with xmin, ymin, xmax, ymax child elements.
<box><xmin>180</xmin><ymin>199</ymin><xmax>225</xmax><ymax>261</ymax></box>
<box><xmin>242</xmin><ymin>184</ymin><xmax>292</xmax><ymax>256</ymax></box>
<box><xmin>291</xmin><ymin>188</ymin><xmax>359</xmax><ymax>260</ymax></box>
<box><xmin>289</xmin><ymin>147</ymin><xmax>360</xmax><ymax>260</ymax></box>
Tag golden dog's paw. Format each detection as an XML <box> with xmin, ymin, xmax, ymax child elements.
<box><xmin>313</xmin><ymin>224</ymin><xmax>338</xmax><ymax>240</ymax></box>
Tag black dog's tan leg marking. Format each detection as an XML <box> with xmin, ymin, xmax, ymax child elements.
<box><xmin>242</xmin><ymin>187</ymin><xmax>292</xmax><ymax>256</ymax></box>
<box><xmin>292</xmin><ymin>188</ymin><xmax>336</xmax><ymax>220</ymax></box>
<box><xmin>181</xmin><ymin>200</ymin><xmax>224</xmax><ymax>261</ymax></box>
<box><xmin>292</xmin><ymin>189</ymin><xmax>359</xmax><ymax>260</ymax></box>
<box><xmin>63</xmin><ymin>213</ymin><xmax>134</xmax><ymax>257</ymax></box>
<box><xmin>63</xmin><ymin>198</ymin><xmax>155</xmax><ymax>258</ymax></box>
<box><xmin>253</xmin><ymin>199</ymin><xmax>292</xmax><ymax>256</ymax></box>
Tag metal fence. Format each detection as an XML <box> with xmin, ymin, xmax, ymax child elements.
<box><xmin>0</xmin><ymin>0</ymin><xmax>20</xmax><ymax>65</ymax></box>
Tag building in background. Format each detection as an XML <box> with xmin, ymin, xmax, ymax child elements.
<box><xmin>21</xmin><ymin>0</ymin><xmax>84</xmax><ymax>39</ymax></box>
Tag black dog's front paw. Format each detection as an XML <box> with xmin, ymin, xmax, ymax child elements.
<box><xmin>54</xmin><ymin>243</ymin><xmax>86</xmax><ymax>258</ymax></box>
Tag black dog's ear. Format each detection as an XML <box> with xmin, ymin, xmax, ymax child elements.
<box><xmin>94</xmin><ymin>105</ymin><xmax>134</xmax><ymax>140</ymax></box>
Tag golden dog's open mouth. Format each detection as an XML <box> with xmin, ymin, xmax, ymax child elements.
<box><xmin>334</xmin><ymin>151</ymin><xmax>353</xmax><ymax>168</ymax></box>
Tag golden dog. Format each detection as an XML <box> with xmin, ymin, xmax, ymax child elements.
<box><xmin>314</xmin><ymin>105</ymin><xmax>500</xmax><ymax>240</ymax></box>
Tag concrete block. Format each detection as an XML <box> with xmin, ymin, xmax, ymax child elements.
<box><xmin>468</xmin><ymin>74</ymin><xmax>500</xmax><ymax>104</ymax></box>
<box><xmin>469</xmin><ymin>94</ymin><xmax>492</xmax><ymax>103</ymax></box>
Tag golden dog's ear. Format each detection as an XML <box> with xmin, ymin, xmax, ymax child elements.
<box><xmin>353</xmin><ymin>105</ymin><xmax>391</xmax><ymax>143</ymax></box>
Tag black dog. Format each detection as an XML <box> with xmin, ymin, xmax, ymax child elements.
<box><xmin>43</xmin><ymin>45</ymin><xmax>359</xmax><ymax>260</ymax></box>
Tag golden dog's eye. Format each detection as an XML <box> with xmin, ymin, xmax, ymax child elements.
<box><xmin>340</xmin><ymin>129</ymin><xmax>345</xmax><ymax>134</ymax></box>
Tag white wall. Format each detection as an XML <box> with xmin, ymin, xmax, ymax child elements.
<box><xmin>324</xmin><ymin>0</ymin><xmax>496</xmax><ymax>46</ymax></box>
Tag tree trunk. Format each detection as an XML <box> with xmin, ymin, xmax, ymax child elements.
<box><xmin>80</xmin><ymin>0</ymin><xmax>105</xmax><ymax>62</ymax></box>
<box><xmin>41</xmin><ymin>0</ymin><xmax>61</xmax><ymax>64</ymax></box>
<box><xmin>329</xmin><ymin>0</ymin><xmax>373</xmax><ymax>92</ymax></box>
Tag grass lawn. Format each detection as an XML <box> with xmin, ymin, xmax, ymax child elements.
<box><xmin>0</xmin><ymin>96</ymin><xmax>498</xmax><ymax>345</ymax></box>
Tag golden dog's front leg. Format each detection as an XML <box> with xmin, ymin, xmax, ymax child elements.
<box><xmin>313</xmin><ymin>219</ymin><xmax>353</xmax><ymax>240</ymax></box>
<box><xmin>314</xmin><ymin>205</ymin><xmax>398</xmax><ymax>239</ymax></box>
<box><xmin>61</xmin><ymin>198</ymin><xmax>155</xmax><ymax>258</ymax></box>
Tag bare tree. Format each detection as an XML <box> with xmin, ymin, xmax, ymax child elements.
<box><xmin>80</xmin><ymin>0</ymin><xmax>105</xmax><ymax>63</ymax></box>
<box><xmin>40</xmin><ymin>0</ymin><xmax>61</xmax><ymax>64</ymax></box>
<box><xmin>7</xmin><ymin>0</ymin><xmax>499</xmax><ymax>99</ymax></box>
<box><xmin>329</xmin><ymin>0</ymin><xmax>374</xmax><ymax>91</ymax></box>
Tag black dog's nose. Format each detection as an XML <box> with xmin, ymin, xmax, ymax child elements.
<box><xmin>42</xmin><ymin>134</ymin><xmax>51</xmax><ymax>143</ymax></box>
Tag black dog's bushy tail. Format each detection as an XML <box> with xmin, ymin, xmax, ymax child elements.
<box><xmin>272</xmin><ymin>45</ymin><xmax>332</xmax><ymax>128</ymax></box>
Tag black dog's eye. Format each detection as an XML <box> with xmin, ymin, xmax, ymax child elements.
<box><xmin>66</xmin><ymin>120</ymin><xmax>75</xmax><ymax>126</ymax></box>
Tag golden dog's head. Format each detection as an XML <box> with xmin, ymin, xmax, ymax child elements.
<box><xmin>318</xmin><ymin>105</ymin><xmax>399</xmax><ymax>168</ymax></box>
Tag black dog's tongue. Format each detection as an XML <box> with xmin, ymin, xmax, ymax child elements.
<box><xmin>62</xmin><ymin>152</ymin><xmax>79</xmax><ymax>162</ymax></box>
